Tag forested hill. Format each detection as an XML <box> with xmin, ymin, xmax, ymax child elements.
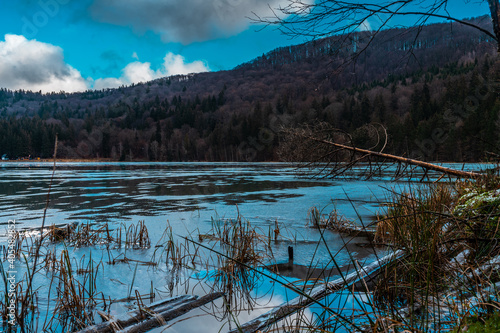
<box><xmin>238</xmin><ymin>16</ymin><xmax>494</xmax><ymax>86</ymax></box>
<box><xmin>0</xmin><ymin>16</ymin><xmax>498</xmax><ymax>162</ymax></box>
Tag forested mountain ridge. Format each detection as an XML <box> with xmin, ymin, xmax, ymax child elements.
<box><xmin>0</xmin><ymin>16</ymin><xmax>498</xmax><ymax>162</ymax></box>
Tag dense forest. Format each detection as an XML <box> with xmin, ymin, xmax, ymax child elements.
<box><xmin>0</xmin><ymin>16</ymin><xmax>498</xmax><ymax>162</ymax></box>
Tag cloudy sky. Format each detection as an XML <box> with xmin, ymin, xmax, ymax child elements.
<box><xmin>0</xmin><ymin>0</ymin><xmax>492</xmax><ymax>93</ymax></box>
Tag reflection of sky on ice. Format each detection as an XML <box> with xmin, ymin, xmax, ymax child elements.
<box><xmin>0</xmin><ymin>162</ymin><xmax>493</xmax><ymax>332</ymax></box>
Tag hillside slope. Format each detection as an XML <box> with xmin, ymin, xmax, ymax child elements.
<box><xmin>0</xmin><ymin>17</ymin><xmax>498</xmax><ymax>162</ymax></box>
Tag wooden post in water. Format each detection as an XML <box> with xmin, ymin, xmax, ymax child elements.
<box><xmin>288</xmin><ymin>246</ymin><xmax>293</xmax><ymax>263</ymax></box>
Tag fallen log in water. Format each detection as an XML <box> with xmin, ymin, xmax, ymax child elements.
<box><xmin>280</xmin><ymin>125</ymin><xmax>484</xmax><ymax>180</ymax></box>
<box><xmin>119</xmin><ymin>292</ymin><xmax>224</xmax><ymax>333</ymax></box>
<box><xmin>77</xmin><ymin>295</ymin><xmax>195</xmax><ymax>333</ymax></box>
<box><xmin>77</xmin><ymin>292</ymin><xmax>223</xmax><ymax>333</ymax></box>
<box><xmin>304</xmin><ymin>135</ymin><xmax>483</xmax><ymax>179</ymax></box>
<box><xmin>229</xmin><ymin>250</ymin><xmax>404</xmax><ymax>333</ymax></box>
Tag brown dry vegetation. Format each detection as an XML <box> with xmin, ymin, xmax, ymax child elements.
<box><xmin>372</xmin><ymin>173</ymin><xmax>500</xmax><ymax>331</ymax></box>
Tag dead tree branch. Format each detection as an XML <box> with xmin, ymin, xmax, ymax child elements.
<box><xmin>254</xmin><ymin>0</ymin><xmax>499</xmax><ymax>47</ymax></box>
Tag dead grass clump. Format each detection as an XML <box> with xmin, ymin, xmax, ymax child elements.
<box><xmin>152</xmin><ymin>222</ymin><xmax>197</xmax><ymax>270</ymax></box>
<box><xmin>125</xmin><ymin>220</ymin><xmax>151</xmax><ymax>249</ymax></box>
<box><xmin>206</xmin><ymin>214</ymin><xmax>273</xmax><ymax>318</ymax></box>
<box><xmin>47</xmin><ymin>223</ymin><xmax>77</xmax><ymax>243</ymax></box>
<box><xmin>46</xmin><ymin>250</ymin><xmax>102</xmax><ymax>331</ymax></box>
<box><xmin>44</xmin><ymin>221</ymin><xmax>152</xmax><ymax>250</ymax></box>
<box><xmin>211</xmin><ymin>214</ymin><xmax>270</xmax><ymax>268</ymax></box>
<box><xmin>373</xmin><ymin>185</ymin><xmax>459</xmax><ymax>305</ymax></box>
<box><xmin>308</xmin><ymin>206</ymin><xmax>355</xmax><ymax>231</ymax></box>
<box><xmin>43</xmin><ymin>247</ymin><xmax>59</xmax><ymax>271</ymax></box>
<box><xmin>307</xmin><ymin>206</ymin><xmax>375</xmax><ymax>238</ymax></box>
<box><xmin>373</xmin><ymin>175</ymin><xmax>500</xmax><ymax>331</ymax></box>
<box><xmin>70</xmin><ymin>222</ymin><xmax>107</xmax><ymax>247</ymax></box>
<box><xmin>375</xmin><ymin>184</ymin><xmax>455</xmax><ymax>246</ymax></box>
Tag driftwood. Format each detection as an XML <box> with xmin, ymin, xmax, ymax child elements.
<box><xmin>77</xmin><ymin>292</ymin><xmax>223</xmax><ymax>333</ymax></box>
<box><xmin>229</xmin><ymin>250</ymin><xmax>403</xmax><ymax>333</ymax></box>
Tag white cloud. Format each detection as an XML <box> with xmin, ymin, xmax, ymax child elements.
<box><xmin>123</xmin><ymin>61</ymin><xmax>156</xmax><ymax>83</ymax></box>
<box><xmin>93</xmin><ymin>77</ymin><xmax>123</xmax><ymax>90</ymax></box>
<box><xmin>132</xmin><ymin>52</ymin><xmax>139</xmax><ymax>60</ymax></box>
<box><xmin>90</xmin><ymin>0</ymin><xmax>312</xmax><ymax>44</ymax></box>
<box><xmin>162</xmin><ymin>53</ymin><xmax>208</xmax><ymax>77</ymax></box>
<box><xmin>0</xmin><ymin>35</ymin><xmax>208</xmax><ymax>93</ymax></box>
<box><xmin>0</xmin><ymin>34</ymin><xmax>88</xmax><ymax>93</ymax></box>
<box><xmin>93</xmin><ymin>52</ymin><xmax>209</xmax><ymax>90</ymax></box>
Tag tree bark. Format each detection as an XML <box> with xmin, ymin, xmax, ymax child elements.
<box><xmin>488</xmin><ymin>0</ymin><xmax>500</xmax><ymax>51</ymax></box>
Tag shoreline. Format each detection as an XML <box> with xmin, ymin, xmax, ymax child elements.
<box><xmin>1</xmin><ymin>158</ymin><xmax>497</xmax><ymax>165</ymax></box>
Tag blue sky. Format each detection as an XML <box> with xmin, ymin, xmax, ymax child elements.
<box><xmin>0</xmin><ymin>0</ymin><xmax>492</xmax><ymax>93</ymax></box>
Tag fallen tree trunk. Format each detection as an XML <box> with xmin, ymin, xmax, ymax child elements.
<box><xmin>77</xmin><ymin>293</ymin><xmax>222</xmax><ymax>333</ymax></box>
<box><xmin>119</xmin><ymin>292</ymin><xmax>223</xmax><ymax>333</ymax></box>
<box><xmin>77</xmin><ymin>295</ymin><xmax>195</xmax><ymax>333</ymax></box>
<box><xmin>303</xmin><ymin>134</ymin><xmax>482</xmax><ymax>179</ymax></box>
<box><xmin>229</xmin><ymin>250</ymin><xmax>404</xmax><ymax>333</ymax></box>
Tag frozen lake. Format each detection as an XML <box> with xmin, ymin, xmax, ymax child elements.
<box><xmin>0</xmin><ymin>161</ymin><xmax>398</xmax><ymax>266</ymax></box>
<box><xmin>0</xmin><ymin>161</ymin><xmax>492</xmax><ymax>332</ymax></box>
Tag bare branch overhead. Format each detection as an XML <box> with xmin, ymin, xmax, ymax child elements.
<box><xmin>254</xmin><ymin>0</ymin><xmax>499</xmax><ymax>51</ymax></box>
